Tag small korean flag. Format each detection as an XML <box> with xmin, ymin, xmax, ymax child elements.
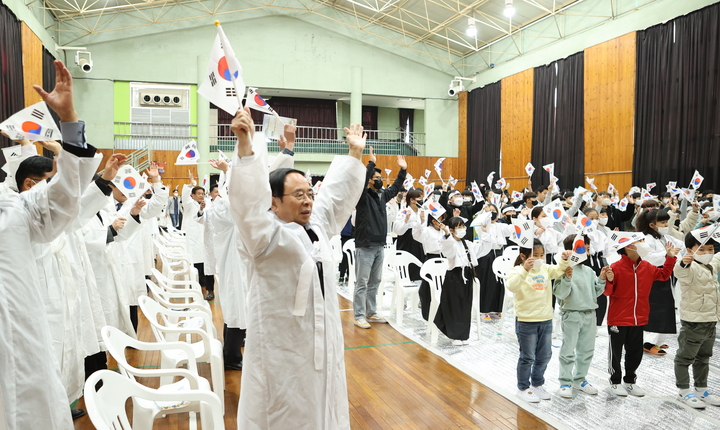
<box><xmin>618</xmin><ymin>198</ymin><xmax>629</xmax><ymax>212</ymax></box>
<box><xmin>402</xmin><ymin>173</ymin><xmax>415</xmax><ymax>191</ymax></box>
<box><xmin>0</xmin><ymin>101</ymin><xmax>63</xmax><ymax>142</ymax></box>
<box><xmin>427</xmin><ymin>201</ymin><xmax>447</xmax><ymax>220</ymax></box>
<box><xmin>424</xmin><ymin>183</ymin><xmax>435</xmax><ymax>201</ymax></box>
<box><xmin>418</xmin><ymin>176</ymin><xmax>428</xmax><ymax>187</ymax></box>
<box><xmin>586</xmin><ymin>177</ymin><xmax>597</xmax><ymax>191</ymax></box>
<box><xmin>471</xmin><ymin>181</ymin><xmax>484</xmax><ymax>203</ymax></box>
<box><xmin>487</xmin><ymin>171</ymin><xmax>495</xmax><ymax>187</ymax></box>
<box><xmin>112</xmin><ymin>165</ymin><xmax>148</xmax><ymax>200</ymax></box>
<box><xmin>495</xmin><ymin>178</ymin><xmax>506</xmax><ymax>189</ymax></box>
<box><xmin>608</xmin><ymin>183</ymin><xmax>616</xmax><ymax>195</ymax></box>
<box><xmin>690</xmin><ymin>171</ymin><xmax>704</xmax><ymax>190</ymax></box>
<box><xmin>646</xmin><ymin>182</ymin><xmax>656</xmax><ymax>192</ymax></box>
<box><xmin>385</xmin><ymin>168</ymin><xmax>392</xmax><ymax>177</ymax></box>
<box><xmin>176</xmin><ymin>140</ymin><xmax>200</xmax><ymax>165</ymax></box>
<box><xmin>543</xmin><ymin>163</ymin><xmax>554</xmax><ymax>176</ymax></box>
<box><xmin>525</xmin><ymin>163</ymin><xmax>535</xmax><ymax>177</ymax></box>
<box><xmin>569</xmin><ymin>233</ymin><xmax>588</xmax><ymax>267</ymax></box>
<box><xmin>425</xmin><ymin>169</ymin><xmax>432</xmax><ymax>179</ymax></box>
<box><xmin>576</xmin><ymin>211</ymin><xmax>595</xmax><ymax>233</ymax></box>
<box><xmin>218</xmin><ymin>149</ymin><xmax>232</xmax><ymax>165</ymax></box>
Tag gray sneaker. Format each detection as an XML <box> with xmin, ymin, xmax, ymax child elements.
<box><xmin>367</xmin><ymin>314</ymin><xmax>387</xmax><ymax>323</ymax></box>
<box><xmin>354</xmin><ymin>318</ymin><xmax>371</xmax><ymax>329</ymax></box>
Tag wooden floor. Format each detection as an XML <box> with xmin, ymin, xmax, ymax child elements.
<box><xmin>73</xmin><ymin>295</ymin><xmax>553</xmax><ymax>430</ymax></box>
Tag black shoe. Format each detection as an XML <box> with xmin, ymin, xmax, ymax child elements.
<box><xmin>71</xmin><ymin>409</ymin><xmax>86</xmax><ymax>420</ymax></box>
<box><xmin>225</xmin><ymin>361</ymin><xmax>243</xmax><ymax>371</ymax></box>
<box><xmin>205</xmin><ymin>292</ymin><xmax>215</xmax><ymax>301</ymax></box>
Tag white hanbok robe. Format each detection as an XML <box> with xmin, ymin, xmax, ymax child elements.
<box><xmin>0</xmin><ymin>147</ymin><xmax>98</xmax><ymax>430</ymax></box>
<box><xmin>182</xmin><ymin>185</ymin><xmax>204</xmax><ymax>264</ymax></box>
<box><xmin>229</xmin><ymin>154</ymin><xmax>364</xmax><ymax>430</ymax></box>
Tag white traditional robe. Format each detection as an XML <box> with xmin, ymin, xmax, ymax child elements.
<box><xmin>229</xmin><ymin>153</ymin><xmax>364</xmax><ymax>430</ymax></box>
<box><xmin>0</xmin><ymin>148</ymin><xmax>98</xmax><ymax>430</ymax></box>
<box><xmin>182</xmin><ymin>185</ymin><xmax>205</xmax><ymax>264</ymax></box>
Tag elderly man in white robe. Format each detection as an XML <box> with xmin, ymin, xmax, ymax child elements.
<box><xmin>182</xmin><ymin>176</ymin><xmax>214</xmax><ymax>299</ymax></box>
<box><xmin>228</xmin><ymin>107</ymin><xmax>366</xmax><ymax>430</ymax></box>
<box><xmin>0</xmin><ymin>60</ymin><xmax>100</xmax><ymax>430</ymax></box>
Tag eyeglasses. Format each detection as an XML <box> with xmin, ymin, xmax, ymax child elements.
<box><xmin>284</xmin><ymin>190</ymin><xmax>315</xmax><ymax>201</ymax></box>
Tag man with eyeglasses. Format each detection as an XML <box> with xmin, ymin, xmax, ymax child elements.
<box><xmin>228</xmin><ymin>107</ymin><xmax>366</xmax><ymax>430</ymax></box>
<box><xmin>352</xmin><ymin>145</ymin><xmax>407</xmax><ymax>329</ymax></box>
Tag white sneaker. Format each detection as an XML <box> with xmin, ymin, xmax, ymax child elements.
<box><xmin>461</xmin><ymin>340</ymin><xmax>470</xmax><ymax>345</ymax></box>
<box><xmin>558</xmin><ymin>385</ymin><xmax>573</xmax><ymax>399</ymax></box>
<box><xmin>366</xmin><ymin>314</ymin><xmax>387</xmax><ymax>323</ymax></box>
<box><xmin>623</xmin><ymin>383</ymin><xmax>645</xmax><ymax>397</ymax></box>
<box><xmin>680</xmin><ymin>390</ymin><xmax>706</xmax><ymax>409</ymax></box>
<box><xmin>518</xmin><ymin>388</ymin><xmax>540</xmax><ymax>403</ymax></box>
<box><xmin>696</xmin><ymin>389</ymin><xmax>720</xmax><ymax>406</ymax></box>
<box><xmin>354</xmin><ymin>318</ymin><xmax>371</xmax><ymax>329</ymax></box>
<box><xmin>573</xmin><ymin>381</ymin><xmax>599</xmax><ymax>395</ymax></box>
<box><xmin>532</xmin><ymin>385</ymin><xmax>552</xmax><ymax>400</ymax></box>
<box><xmin>610</xmin><ymin>384</ymin><xmax>628</xmax><ymax>397</ymax></box>
<box><xmin>452</xmin><ymin>339</ymin><xmax>463</xmax><ymax>346</ymax></box>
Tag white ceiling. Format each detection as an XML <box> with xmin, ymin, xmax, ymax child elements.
<box><xmin>29</xmin><ymin>0</ymin><xmax>664</xmax><ymax>76</ymax></box>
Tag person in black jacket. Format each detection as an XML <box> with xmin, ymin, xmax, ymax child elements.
<box><xmin>353</xmin><ymin>147</ymin><xmax>407</xmax><ymax>328</ymax></box>
<box><xmin>438</xmin><ymin>185</ymin><xmax>484</xmax><ymax>240</ymax></box>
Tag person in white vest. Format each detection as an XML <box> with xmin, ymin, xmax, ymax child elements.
<box><xmin>229</xmin><ymin>107</ymin><xmax>366</xmax><ymax>430</ymax></box>
<box><xmin>0</xmin><ymin>59</ymin><xmax>100</xmax><ymax>430</ymax></box>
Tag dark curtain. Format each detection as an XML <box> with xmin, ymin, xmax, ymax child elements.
<box><xmin>248</xmin><ymin>96</ymin><xmax>337</xmax><ymax>129</ymax></box>
<box><xmin>42</xmin><ymin>48</ymin><xmax>58</xmax><ymax>158</ymax></box>
<box><xmin>399</xmin><ymin>108</ymin><xmax>414</xmax><ymax>134</ymax></box>
<box><xmin>0</xmin><ymin>4</ymin><xmax>23</xmax><ymax>148</ymax></box>
<box><xmin>362</xmin><ymin>106</ymin><xmax>378</xmax><ymax>139</ymax></box>
<box><xmin>633</xmin><ymin>3</ymin><xmax>720</xmax><ymax>192</ymax></box>
<box><xmin>466</xmin><ymin>82</ymin><xmax>501</xmax><ymax>185</ymax></box>
<box><xmin>0</xmin><ymin>3</ymin><xmax>25</xmax><ymax>182</ymax></box>
<box><xmin>530</xmin><ymin>52</ymin><xmax>585</xmax><ymax>189</ymax></box>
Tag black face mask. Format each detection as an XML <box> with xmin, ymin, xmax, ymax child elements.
<box><xmin>490</xmin><ymin>211</ymin><xmax>498</xmax><ymax>221</ymax></box>
<box><xmin>373</xmin><ymin>179</ymin><xmax>383</xmax><ymax>190</ymax></box>
<box><xmin>530</xmin><ymin>200</ymin><xmax>538</xmax><ymax>206</ymax></box>
<box><xmin>415</xmin><ymin>201</ymin><xmax>422</xmax><ymax>208</ymax></box>
<box><xmin>144</xmin><ymin>194</ymin><xmax>152</xmax><ymax>199</ymax></box>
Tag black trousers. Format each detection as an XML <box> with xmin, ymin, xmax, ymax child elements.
<box><xmin>339</xmin><ymin>235</ymin><xmax>352</xmax><ymax>280</ymax></box>
<box><xmin>608</xmin><ymin>325</ymin><xmax>645</xmax><ymax>384</ymax></box>
<box><xmin>223</xmin><ymin>324</ymin><xmax>246</xmax><ymax>365</ymax></box>
<box><xmin>130</xmin><ymin>305</ymin><xmax>139</xmax><ymax>333</ymax></box>
<box><xmin>194</xmin><ymin>263</ymin><xmax>214</xmax><ymax>292</ymax></box>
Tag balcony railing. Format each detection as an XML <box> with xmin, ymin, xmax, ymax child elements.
<box><xmin>113</xmin><ymin>122</ymin><xmax>426</xmax><ymax>156</ymax></box>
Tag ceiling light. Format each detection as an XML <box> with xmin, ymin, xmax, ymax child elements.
<box><xmin>466</xmin><ymin>17</ymin><xmax>477</xmax><ymax>37</ymax></box>
<box><xmin>503</xmin><ymin>0</ymin><xmax>515</xmax><ymax>17</ymax></box>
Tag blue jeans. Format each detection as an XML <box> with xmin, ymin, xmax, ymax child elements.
<box><xmin>354</xmin><ymin>245</ymin><xmax>384</xmax><ymax>320</ymax></box>
<box><xmin>515</xmin><ymin>319</ymin><xmax>553</xmax><ymax>390</ymax></box>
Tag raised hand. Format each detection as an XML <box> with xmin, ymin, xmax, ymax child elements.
<box><xmin>209</xmin><ymin>159</ymin><xmax>229</xmax><ymax>173</ymax></box>
<box><xmin>665</xmin><ymin>241</ymin><xmax>680</xmax><ymax>258</ymax></box>
<box><xmin>231</xmin><ymin>107</ymin><xmax>255</xmax><ymax>157</ymax></box>
<box><xmin>200</xmin><ymin>200</ymin><xmax>206</xmax><ymax>211</ymax></box>
<box><xmin>130</xmin><ymin>199</ymin><xmax>147</xmax><ymax>216</ymax></box>
<box><xmin>281</xmin><ymin>123</ymin><xmax>296</xmax><ymax>151</ymax></box>
<box><xmin>405</xmin><ymin>211</ymin><xmax>412</xmax><ymax>223</ymax></box>
<box><xmin>368</xmin><ymin>145</ymin><xmax>376</xmax><ymax>163</ymax></box>
<box><xmin>605</xmin><ymin>267</ymin><xmax>614</xmax><ymax>282</ymax></box>
<box><xmin>38</xmin><ymin>140</ymin><xmax>61</xmax><ymax>155</ymax></box>
<box><xmin>683</xmin><ymin>253</ymin><xmax>695</xmax><ymax>265</ymax></box>
<box><xmin>397</xmin><ymin>155</ymin><xmax>407</xmax><ymax>170</ymax></box>
<box><xmin>145</xmin><ymin>162</ymin><xmax>160</xmax><ymax>181</ymax></box>
<box><xmin>561</xmin><ymin>250</ymin><xmax>572</xmax><ymax>261</ymax></box>
<box><xmin>523</xmin><ymin>257</ymin><xmax>535</xmax><ymax>272</ymax></box>
<box><xmin>599</xmin><ymin>266</ymin><xmax>608</xmax><ymax>280</ymax></box>
<box><xmin>343</xmin><ymin>123</ymin><xmax>366</xmax><ymax>160</ymax></box>
<box><xmin>33</xmin><ymin>60</ymin><xmax>77</xmax><ymax>122</ymax></box>
<box><xmin>112</xmin><ymin>217</ymin><xmax>126</xmax><ymax>231</ymax></box>
<box><xmin>565</xmin><ymin>266</ymin><xmax>573</xmax><ymax>278</ymax></box>
<box><xmin>101</xmin><ymin>154</ymin><xmax>127</xmax><ymax>181</ymax></box>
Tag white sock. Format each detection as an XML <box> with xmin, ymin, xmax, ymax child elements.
<box><xmin>696</xmin><ymin>387</ymin><xmax>708</xmax><ymax>396</ymax></box>
<box><xmin>680</xmin><ymin>388</ymin><xmax>693</xmax><ymax>396</ymax></box>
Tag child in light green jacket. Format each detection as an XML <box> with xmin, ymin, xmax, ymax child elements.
<box><xmin>553</xmin><ymin>235</ymin><xmax>610</xmax><ymax>398</ymax></box>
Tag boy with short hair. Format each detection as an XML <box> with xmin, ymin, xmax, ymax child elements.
<box><xmin>554</xmin><ymin>235</ymin><xmax>609</xmax><ymax>398</ymax></box>
<box><xmin>604</xmin><ymin>232</ymin><xmax>679</xmax><ymax>397</ymax></box>
<box><xmin>673</xmin><ymin>232</ymin><xmax>720</xmax><ymax>408</ymax></box>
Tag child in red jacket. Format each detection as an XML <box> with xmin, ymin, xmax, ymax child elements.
<box><xmin>604</xmin><ymin>232</ymin><xmax>679</xmax><ymax>397</ymax></box>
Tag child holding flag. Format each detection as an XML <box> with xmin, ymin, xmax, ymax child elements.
<box><xmin>673</xmin><ymin>232</ymin><xmax>720</xmax><ymax>408</ymax></box>
<box><xmin>554</xmin><ymin>235</ymin><xmax>610</xmax><ymax>398</ymax></box>
<box><xmin>506</xmin><ymin>239</ymin><xmax>571</xmax><ymax>403</ymax></box>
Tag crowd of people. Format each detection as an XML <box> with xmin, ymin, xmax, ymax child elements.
<box><xmin>2</xmin><ymin>59</ymin><xmax>720</xmax><ymax>430</ymax></box>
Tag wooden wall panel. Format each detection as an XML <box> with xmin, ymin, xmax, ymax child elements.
<box><xmin>96</xmin><ymin>148</ymin><xmax>198</xmax><ymax>192</ymax></box>
<box><xmin>456</xmin><ymin>91</ymin><xmax>468</xmax><ymax>191</ymax></box>
<box><xmin>584</xmin><ymin>32</ymin><xmax>636</xmax><ymax>194</ymax></box>
<box><xmin>21</xmin><ymin>23</ymin><xmax>43</xmax><ymax>107</ymax></box>
<box><xmin>361</xmin><ymin>155</ymin><xmax>465</xmax><ymax>191</ymax></box>
<box><xmin>500</xmin><ymin>69</ymin><xmax>534</xmax><ymax>182</ymax></box>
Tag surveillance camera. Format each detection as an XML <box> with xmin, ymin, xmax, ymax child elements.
<box><xmin>75</xmin><ymin>51</ymin><xmax>93</xmax><ymax>73</ymax></box>
<box><xmin>448</xmin><ymin>79</ymin><xmax>464</xmax><ymax>97</ymax></box>
<box><xmin>489</xmin><ymin>63</ymin><xmax>495</xmax><ymax>68</ymax></box>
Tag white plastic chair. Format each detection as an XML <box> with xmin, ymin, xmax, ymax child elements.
<box><xmin>101</xmin><ymin>326</ymin><xmax>212</xmax><ymax>430</ymax></box>
<box><xmin>138</xmin><ymin>296</ymin><xmax>225</xmax><ymax>412</ymax></box>
<box><xmin>502</xmin><ymin>245</ymin><xmax>520</xmax><ymax>261</ymax></box>
<box><xmin>471</xmin><ymin>278</ymin><xmax>482</xmax><ymax>340</ymax></box>
<box><xmin>146</xmin><ymin>279</ymin><xmax>217</xmax><ymax>339</ymax></box>
<box><xmin>84</xmin><ymin>370</ymin><xmax>223</xmax><ymax>430</ymax></box>
<box><xmin>376</xmin><ymin>242</ymin><xmax>397</xmax><ymax>309</ymax></box>
<box><xmin>342</xmin><ymin>239</ymin><xmax>356</xmax><ymax>299</ymax></box>
<box><xmin>420</xmin><ymin>258</ymin><xmax>449</xmax><ymax>345</ymax></box>
<box><xmin>493</xmin><ymin>255</ymin><xmax>517</xmax><ymax>332</ymax></box>
<box><xmin>389</xmin><ymin>250</ymin><xmax>423</xmax><ymax>325</ymax></box>
<box><xmin>330</xmin><ymin>235</ymin><xmax>343</xmax><ymax>277</ymax></box>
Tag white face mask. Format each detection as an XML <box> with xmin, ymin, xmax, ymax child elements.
<box><xmin>601</xmin><ymin>199</ymin><xmax>612</xmax><ymax>207</ymax></box>
<box><xmin>657</xmin><ymin>226</ymin><xmax>669</xmax><ymax>235</ymax></box>
<box><xmin>453</xmin><ymin>198</ymin><xmax>463</xmax><ymax>206</ymax></box>
<box><xmin>455</xmin><ymin>227</ymin><xmax>467</xmax><ymax>238</ymax></box>
<box><xmin>694</xmin><ymin>253</ymin><xmax>713</xmax><ymax>265</ymax></box>
<box><xmin>599</xmin><ymin>217</ymin><xmax>609</xmax><ymax>226</ymax></box>
<box><xmin>591</xmin><ymin>220</ymin><xmax>599</xmax><ymax>229</ymax></box>
<box><xmin>533</xmin><ymin>259</ymin><xmax>545</xmax><ymax>271</ymax></box>
<box><xmin>662</xmin><ymin>198</ymin><xmax>670</xmax><ymax>204</ymax></box>
<box><xmin>632</xmin><ymin>242</ymin><xmax>652</xmax><ymax>258</ymax></box>
<box><xmin>540</xmin><ymin>217</ymin><xmax>554</xmax><ymax>228</ymax></box>
<box><xmin>464</xmin><ymin>197</ymin><xmax>472</xmax><ymax>202</ymax></box>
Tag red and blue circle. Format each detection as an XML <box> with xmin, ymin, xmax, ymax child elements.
<box><xmin>254</xmin><ymin>94</ymin><xmax>268</xmax><ymax>106</ymax></box>
<box><xmin>185</xmin><ymin>150</ymin><xmax>196</xmax><ymax>158</ymax></box>
<box><xmin>693</xmin><ymin>178</ymin><xmax>702</xmax><ymax>186</ymax></box>
<box><xmin>581</xmin><ymin>217</ymin><xmax>592</xmax><ymax>227</ymax></box>
<box><xmin>573</xmin><ymin>239</ymin><xmax>586</xmax><ymax>254</ymax></box>
<box><xmin>514</xmin><ymin>225</ymin><xmax>522</xmax><ymax>238</ymax></box>
<box><xmin>551</xmin><ymin>209</ymin><xmax>562</xmax><ymax>220</ymax></box>
<box><xmin>618</xmin><ymin>238</ymin><xmax>630</xmax><ymax>244</ymax></box>
<box><xmin>218</xmin><ymin>56</ymin><xmax>239</xmax><ymax>81</ymax></box>
<box><xmin>22</xmin><ymin>121</ymin><xmax>42</xmax><ymax>135</ymax></box>
<box><xmin>123</xmin><ymin>177</ymin><xmax>137</xmax><ymax>189</ymax></box>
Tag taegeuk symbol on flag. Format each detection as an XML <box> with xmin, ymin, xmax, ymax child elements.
<box><xmin>197</xmin><ymin>23</ymin><xmax>244</xmax><ymax>116</ymax></box>
<box><xmin>112</xmin><ymin>164</ymin><xmax>148</xmax><ymax>200</ymax></box>
<box><xmin>0</xmin><ymin>101</ymin><xmax>62</xmax><ymax>142</ymax></box>
<box><xmin>176</xmin><ymin>140</ymin><xmax>200</xmax><ymax>165</ymax></box>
